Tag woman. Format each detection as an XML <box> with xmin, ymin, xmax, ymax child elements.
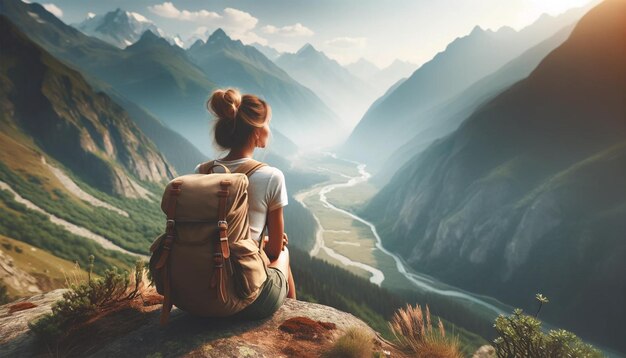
<box><xmin>195</xmin><ymin>88</ymin><xmax>296</xmax><ymax>319</ymax></box>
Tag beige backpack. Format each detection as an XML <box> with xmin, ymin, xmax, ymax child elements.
<box><xmin>149</xmin><ymin>159</ymin><xmax>270</xmax><ymax>324</ymax></box>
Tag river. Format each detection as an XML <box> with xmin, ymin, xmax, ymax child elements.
<box><xmin>294</xmin><ymin>153</ymin><xmax>508</xmax><ymax>316</ymax></box>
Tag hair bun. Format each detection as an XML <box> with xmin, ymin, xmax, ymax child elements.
<box><xmin>208</xmin><ymin>88</ymin><xmax>242</xmax><ymax>121</ymax></box>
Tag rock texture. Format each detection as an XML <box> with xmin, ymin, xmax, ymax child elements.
<box><xmin>0</xmin><ymin>289</ymin><xmax>401</xmax><ymax>357</ymax></box>
<box><xmin>0</xmin><ymin>16</ymin><xmax>175</xmax><ymax>198</ymax></box>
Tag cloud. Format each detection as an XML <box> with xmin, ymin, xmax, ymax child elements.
<box><xmin>231</xmin><ymin>31</ymin><xmax>267</xmax><ymax>46</ymax></box>
<box><xmin>262</xmin><ymin>23</ymin><xmax>314</xmax><ymax>37</ymax></box>
<box><xmin>149</xmin><ymin>2</ymin><xmax>220</xmax><ymax>22</ymax></box>
<box><xmin>222</xmin><ymin>7</ymin><xmax>258</xmax><ymax>33</ymax></box>
<box><xmin>42</xmin><ymin>3</ymin><xmax>63</xmax><ymax>18</ymax></box>
<box><xmin>325</xmin><ymin>36</ymin><xmax>367</xmax><ymax>49</ymax></box>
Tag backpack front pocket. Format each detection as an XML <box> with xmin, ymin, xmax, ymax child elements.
<box><xmin>229</xmin><ymin>239</ymin><xmax>268</xmax><ymax>299</ymax></box>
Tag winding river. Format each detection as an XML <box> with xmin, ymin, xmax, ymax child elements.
<box><xmin>294</xmin><ymin>154</ymin><xmax>508</xmax><ymax>316</ymax></box>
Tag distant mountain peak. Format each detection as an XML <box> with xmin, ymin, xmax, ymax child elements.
<box><xmin>127</xmin><ymin>29</ymin><xmax>173</xmax><ymax>51</ymax></box>
<box><xmin>75</xmin><ymin>8</ymin><xmax>178</xmax><ymax>48</ymax></box>
<box><xmin>353</xmin><ymin>57</ymin><xmax>379</xmax><ymax>68</ymax></box>
<box><xmin>297</xmin><ymin>43</ymin><xmax>317</xmax><ymax>55</ymax></box>
<box><xmin>208</xmin><ymin>28</ymin><xmax>230</xmax><ymax>42</ymax></box>
<box><xmin>189</xmin><ymin>38</ymin><xmax>205</xmax><ymax>50</ymax></box>
<box><xmin>470</xmin><ymin>25</ymin><xmax>484</xmax><ymax>35</ymax></box>
<box><xmin>139</xmin><ymin>29</ymin><xmax>159</xmax><ymax>41</ymax></box>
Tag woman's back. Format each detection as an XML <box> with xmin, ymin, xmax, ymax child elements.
<box><xmin>195</xmin><ymin>158</ymin><xmax>288</xmax><ymax>242</ymax></box>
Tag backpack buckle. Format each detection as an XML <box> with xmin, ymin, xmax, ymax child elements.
<box><xmin>166</xmin><ymin>219</ymin><xmax>175</xmax><ymax>229</ymax></box>
<box><xmin>217</xmin><ymin>220</ymin><xmax>228</xmax><ymax>229</ymax></box>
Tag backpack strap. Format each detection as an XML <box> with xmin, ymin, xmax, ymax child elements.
<box><xmin>233</xmin><ymin>159</ymin><xmax>266</xmax><ymax>177</ymax></box>
<box><xmin>157</xmin><ymin>179</ymin><xmax>183</xmax><ymax>325</ymax></box>
<box><xmin>210</xmin><ymin>179</ymin><xmax>232</xmax><ymax>303</ymax></box>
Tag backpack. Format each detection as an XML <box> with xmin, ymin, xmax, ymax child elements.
<box><xmin>149</xmin><ymin>159</ymin><xmax>270</xmax><ymax>325</ymax></box>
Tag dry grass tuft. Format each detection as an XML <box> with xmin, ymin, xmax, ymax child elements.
<box><xmin>389</xmin><ymin>304</ymin><xmax>462</xmax><ymax>358</ymax></box>
<box><xmin>323</xmin><ymin>327</ymin><xmax>374</xmax><ymax>358</ymax></box>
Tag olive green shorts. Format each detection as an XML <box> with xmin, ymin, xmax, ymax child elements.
<box><xmin>236</xmin><ymin>267</ymin><xmax>287</xmax><ymax>319</ymax></box>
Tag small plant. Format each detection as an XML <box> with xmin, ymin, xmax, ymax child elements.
<box><xmin>534</xmin><ymin>293</ymin><xmax>549</xmax><ymax>318</ymax></box>
<box><xmin>323</xmin><ymin>327</ymin><xmax>374</xmax><ymax>358</ymax></box>
<box><xmin>29</xmin><ymin>258</ymin><xmax>146</xmax><ymax>344</ymax></box>
<box><xmin>389</xmin><ymin>304</ymin><xmax>462</xmax><ymax>358</ymax></box>
<box><xmin>493</xmin><ymin>302</ymin><xmax>602</xmax><ymax>358</ymax></box>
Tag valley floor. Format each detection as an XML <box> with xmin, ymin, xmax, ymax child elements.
<box><xmin>292</xmin><ymin>152</ymin><xmax>512</xmax><ymax>317</ymax></box>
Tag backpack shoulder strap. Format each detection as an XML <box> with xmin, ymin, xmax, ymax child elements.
<box><xmin>233</xmin><ymin>159</ymin><xmax>266</xmax><ymax>177</ymax></box>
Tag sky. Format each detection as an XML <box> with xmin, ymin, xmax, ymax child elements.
<box><xmin>38</xmin><ymin>0</ymin><xmax>594</xmax><ymax>68</ymax></box>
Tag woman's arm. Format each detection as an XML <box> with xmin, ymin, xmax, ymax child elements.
<box><xmin>265</xmin><ymin>206</ymin><xmax>285</xmax><ymax>262</ymax></box>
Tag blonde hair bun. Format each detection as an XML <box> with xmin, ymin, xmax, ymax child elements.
<box><xmin>209</xmin><ymin>88</ymin><xmax>242</xmax><ymax>121</ymax></box>
<box><xmin>208</xmin><ymin>88</ymin><xmax>270</xmax><ymax>150</ymax></box>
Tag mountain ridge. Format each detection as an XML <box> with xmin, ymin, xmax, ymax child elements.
<box><xmin>0</xmin><ymin>16</ymin><xmax>174</xmax><ymax>197</ymax></box>
<box><xmin>341</xmin><ymin>4</ymin><xmax>592</xmax><ymax>170</ymax></box>
<box><xmin>364</xmin><ymin>0</ymin><xmax>626</xmax><ymax>351</ymax></box>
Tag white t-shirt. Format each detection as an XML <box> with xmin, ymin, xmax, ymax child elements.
<box><xmin>194</xmin><ymin>158</ymin><xmax>288</xmax><ymax>242</ymax></box>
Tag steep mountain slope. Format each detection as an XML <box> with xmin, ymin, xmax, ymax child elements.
<box><xmin>188</xmin><ymin>30</ymin><xmax>342</xmax><ymax>147</ymax></box>
<box><xmin>107</xmin><ymin>93</ymin><xmax>207</xmax><ymax>174</ymax></box>
<box><xmin>75</xmin><ymin>8</ymin><xmax>182</xmax><ymax>48</ymax></box>
<box><xmin>342</xmin><ymin>6</ymin><xmax>590</xmax><ymax>170</ymax></box>
<box><xmin>276</xmin><ymin>44</ymin><xmax>377</xmax><ymax>128</ymax></box>
<box><xmin>364</xmin><ymin>0</ymin><xmax>626</xmax><ymax>351</ymax></box>
<box><xmin>252</xmin><ymin>42</ymin><xmax>282</xmax><ymax>61</ymax></box>
<box><xmin>373</xmin><ymin>22</ymin><xmax>578</xmax><ymax>186</ymax></box>
<box><xmin>0</xmin><ymin>16</ymin><xmax>174</xmax><ymax>197</ymax></box>
<box><xmin>0</xmin><ymin>0</ymin><xmax>218</xmax><ymax>155</ymax></box>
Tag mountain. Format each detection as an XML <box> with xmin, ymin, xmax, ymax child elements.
<box><xmin>368</xmin><ymin>59</ymin><xmax>416</xmax><ymax>96</ymax></box>
<box><xmin>106</xmin><ymin>93</ymin><xmax>207</xmax><ymax>174</ymax></box>
<box><xmin>75</xmin><ymin>8</ymin><xmax>182</xmax><ymax>48</ymax></box>
<box><xmin>0</xmin><ymin>16</ymin><xmax>174</xmax><ymax>197</ymax></box>
<box><xmin>342</xmin><ymin>5</ymin><xmax>591</xmax><ymax>170</ymax></box>
<box><xmin>0</xmin><ymin>0</ymin><xmax>219</xmax><ymax>156</ymax></box>
<box><xmin>345</xmin><ymin>58</ymin><xmax>380</xmax><ymax>81</ymax></box>
<box><xmin>275</xmin><ymin>44</ymin><xmax>377</xmax><ymax>128</ymax></box>
<box><xmin>188</xmin><ymin>30</ymin><xmax>343</xmax><ymax>147</ymax></box>
<box><xmin>364</xmin><ymin>0</ymin><xmax>626</xmax><ymax>351</ymax></box>
<box><xmin>252</xmin><ymin>42</ymin><xmax>282</xmax><ymax>61</ymax></box>
<box><xmin>373</xmin><ymin>21</ymin><xmax>578</xmax><ymax>186</ymax></box>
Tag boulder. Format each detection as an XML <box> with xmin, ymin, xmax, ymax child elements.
<box><xmin>0</xmin><ymin>289</ymin><xmax>401</xmax><ymax>357</ymax></box>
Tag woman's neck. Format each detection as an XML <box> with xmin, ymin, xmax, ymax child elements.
<box><xmin>221</xmin><ymin>147</ymin><xmax>254</xmax><ymax>161</ymax></box>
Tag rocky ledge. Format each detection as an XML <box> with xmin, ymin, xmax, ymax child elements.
<box><xmin>0</xmin><ymin>289</ymin><xmax>402</xmax><ymax>357</ymax></box>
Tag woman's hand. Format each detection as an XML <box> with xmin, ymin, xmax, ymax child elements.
<box><xmin>282</xmin><ymin>233</ymin><xmax>288</xmax><ymax>251</ymax></box>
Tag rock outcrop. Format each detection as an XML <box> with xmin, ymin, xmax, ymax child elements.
<box><xmin>0</xmin><ymin>289</ymin><xmax>401</xmax><ymax>357</ymax></box>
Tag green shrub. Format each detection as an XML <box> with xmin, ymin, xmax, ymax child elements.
<box><xmin>29</xmin><ymin>257</ymin><xmax>145</xmax><ymax>344</ymax></box>
<box><xmin>493</xmin><ymin>307</ymin><xmax>602</xmax><ymax>358</ymax></box>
